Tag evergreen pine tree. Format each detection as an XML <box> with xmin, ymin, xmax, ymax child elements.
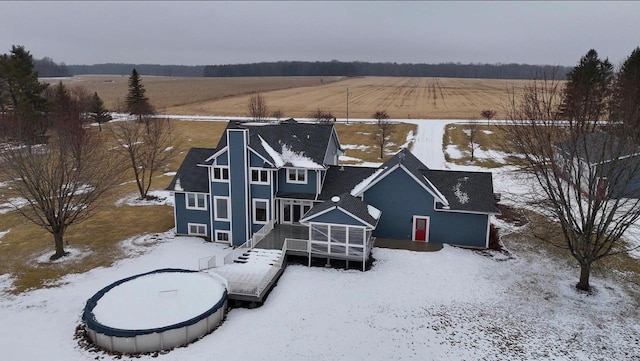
<box><xmin>89</xmin><ymin>92</ymin><xmax>111</xmax><ymax>131</ymax></box>
<box><xmin>561</xmin><ymin>49</ymin><xmax>614</xmax><ymax>123</ymax></box>
<box><xmin>125</xmin><ymin>68</ymin><xmax>153</xmax><ymax>122</ymax></box>
<box><xmin>612</xmin><ymin>47</ymin><xmax>640</xmax><ymax>134</ymax></box>
<box><xmin>0</xmin><ymin>45</ymin><xmax>49</xmax><ymax>144</ymax></box>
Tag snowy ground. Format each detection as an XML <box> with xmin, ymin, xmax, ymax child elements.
<box><xmin>1</xmin><ymin>227</ymin><xmax>637</xmax><ymax>361</ymax></box>
<box><xmin>1</xmin><ymin>117</ymin><xmax>639</xmax><ymax>360</ymax></box>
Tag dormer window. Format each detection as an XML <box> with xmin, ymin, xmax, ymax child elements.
<box><xmin>287</xmin><ymin>168</ymin><xmax>307</xmax><ymax>184</ymax></box>
<box><xmin>212</xmin><ymin>166</ymin><xmax>229</xmax><ymax>181</ymax></box>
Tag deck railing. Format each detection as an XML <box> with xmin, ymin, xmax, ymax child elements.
<box><xmin>251</xmin><ymin>219</ymin><xmax>275</xmax><ymax>248</ymax></box>
<box><xmin>198</xmin><ymin>255</ymin><xmax>218</xmax><ymax>271</ymax></box>
<box><xmin>227</xmin><ymin>237</ymin><xmax>288</xmax><ymax>298</ymax></box>
<box><xmin>285</xmin><ymin>238</ymin><xmax>310</xmax><ymax>253</ymax></box>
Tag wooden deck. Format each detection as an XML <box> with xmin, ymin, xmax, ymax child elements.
<box><xmin>254</xmin><ymin>224</ymin><xmax>309</xmax><ymax>251</ymax></box>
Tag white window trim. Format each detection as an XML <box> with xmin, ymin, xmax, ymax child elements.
<box><xmin>214</xmin><ymin>196</ymin><xmax>230</xmax><ymax>221</ymax></box>
<box><xmin>252</xmin><ymin>198</ymin><xmax>270</xmax><ymax>224</ymax></box>
<box><xmin>186</xmin><ymin>193</ymin><xmax>207</xmax><ymax>210</ymax></box>
<box><xmin>250</xmin><ymin>168</ymin><xmax>270</xmax><ymax>185</ymax></box>
<box><xmin>212</xmin><ymin>166</ymin><xmax>229</xmax><ymax>182</ymax></box>
<box><xmin>214</xmin><ymin>230</ymin><xmax>231</xmax><ymax>243</ymax></box>
<box><xmin>286</xmin><ymin>168</ymin><xmax>307</xmax><ymax>184</ymax></box>
<box><xmin>187</xmin><ymin>223</ymin><xmax>207</xmax><ymax>236</ymax></box>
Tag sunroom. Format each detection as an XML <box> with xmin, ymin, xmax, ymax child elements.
<box><xmin>298</xmin><ymin>193</ymin><xmax>381</xmax><ymax>271</ymax></box>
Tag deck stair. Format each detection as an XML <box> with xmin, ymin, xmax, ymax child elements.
<box><xmin>206</xmin><ymin>247</ymin><xmax>286</xmax><ymax>303</ymax></box>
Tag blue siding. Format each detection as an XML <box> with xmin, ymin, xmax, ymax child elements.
<box><xmin>211</xmin><ymin>181</ymin><xmax>229</xmax><ymax>197</ymax></box>
<box><xmin>228</xmin><ymin>130</ymin><xmax>249</xmax><ymax>246</ymax></box>
<box><xmin>174</xmin><ymin>193</ymin><xmax>211</xmax><ymax>236</ymax></box>
<box><xmin>364</xmin><ymin>167</ymin><xmax>488</xmax><ymax>248</ymax></box>
<box><xmin>215</xmin><ymin>150</ymin><xmax>228</xmax><ymax>165</ymax></box>
<box><xmin>278</xmin><ymin>168</ymin><xmax>318</xmax><ymax>195</ymax></box>
<box><xmin>250</xmin><ymin>152</ymin><xmax>265</xmax><ymax>167</ymax></box>
<box><xmin>323</xmin><ymin>130</ymin><xmax>340</xmax><ymax>165</ymax></box>
<box><xmin>213</xmin><ymin>220</ymin><xmax>231</xmax><ymax>232</ymax></box>
<box><xmin>429</xmin><ymin>211</ymin><xmax>488</xmax><ymax>248</ymax></box>
<box><xmin>305</xmin><ymin>208</ymin><xmax>368</xmax><ymax>227</ymax></box>
<box><xmin>250</xmin><ymin>184</ymin><xmax>271</xmax><ymax>200</ymax></box>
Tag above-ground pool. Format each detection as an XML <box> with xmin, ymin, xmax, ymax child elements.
<box><xmin>82</xmin><ymin>268</ymin><xmax>227</xmax><ymax>354</ymax></box>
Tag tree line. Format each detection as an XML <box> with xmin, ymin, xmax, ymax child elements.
<box><xmin>66</xmin><ymin>63</ymin><xmax>205</xmax><ymax>77</ymax></box>
<box><xmin>203</xmin><ymin>61</ymin><xmax>573</xmax><ymax>79</ymax></box>
<box><xmin>37</xmin><ymin>59</ymin><xmax>574</xmax><ymax>80</ymax></box>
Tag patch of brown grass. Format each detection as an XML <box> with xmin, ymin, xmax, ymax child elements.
<box><xmin>502</xmin><ymin>208</ymin><xmax>640</xmax><ymax>292</ymax></box>
<box><xmin>335</xmin><ymin>122</ymin><xmax>417</xmax><ymax>164</ymax></box>
<box><xmin>0</xmin><ymin>120</ymin><xmax>229</xmax><ymax>294</ymax></box>
<box><xmin>442</xmin><ymin>122</ymin><xmax>520</xmax><ymax>168</ymax></box>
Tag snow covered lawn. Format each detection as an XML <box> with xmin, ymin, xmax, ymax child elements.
<box><xmin>1</xmin><ymin>229</ymin><xmax>637</xmax><ymax>360</ymax></box>
<box><xmin>1</xmin><ymin>117</ymin><xmax>638</xmax><ymax>360</ymax></box>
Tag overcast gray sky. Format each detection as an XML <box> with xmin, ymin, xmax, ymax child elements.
<box><xmin>1</xmin><ymin>1</ymin><xmax>639</xmax><ymax>67</ymax></box>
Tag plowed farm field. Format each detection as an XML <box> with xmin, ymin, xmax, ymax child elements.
<box><xmin>45</xmin><ymin>75</ymin><xmax>533</xmax><ymax>119</ymax></box>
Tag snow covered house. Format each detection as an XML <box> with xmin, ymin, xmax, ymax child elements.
<box><xmin>167</xmin><ymin>119</ymin><xmax>499</xmax><ymax>267</ymax></box>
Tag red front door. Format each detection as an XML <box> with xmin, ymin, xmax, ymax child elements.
<box><xmin>414</xmin><ymin>217</ymin><xmax>429</xmax><ymax>242</ymax></box>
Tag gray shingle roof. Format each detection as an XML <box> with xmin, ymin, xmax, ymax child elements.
<box><xmin>318</xmin><ymin>165</ymin><xmax>379</xmax><ymax>201</ymax></box>
<box><xmin>556</xmin><ymin>132</ymin><xmax>640</xmax><ymax>164</ymax></box>
<box><xmin>355</xmin><ymin>148</ymin><xmax>444</xmax><ymax>201</ymax></box>
<box><xmin>301</xmin><ymin>192</ymin><xmax>380</xmax><ymax>228</ymax></box>
<box><xmin>166</xmin><ymin>147</ymin><xmax>214</xmax><ymax>193</ymax></box>
<box><xmin>422</xmin><ymin>169</ymin><xmax>499</xmax><ymax>214</ymax></box>
<box><xmin>214</xmin><ymin>119</ymin><xmax>335</xmax><ymax>167</ymax></box>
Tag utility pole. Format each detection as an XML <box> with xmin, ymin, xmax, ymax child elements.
<box><xmin>346</xmin><ymin>88</ymin><xmax>351</xmax><ymax>124</ymax></box>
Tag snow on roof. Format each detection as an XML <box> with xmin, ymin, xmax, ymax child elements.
<box><xmin>259</xmin><ymin>135</ymin><xmax>324</xmax><ymax>169</ymax></box>
<box><xmin>260</xmin><ymin>135</ymin><xmax>284</xmax><ymax>167</ymax></box>
<box><xmin>452</xmin><ymin>176</ymin><xmax>470</xmax><ymax>205</ymax></box>
<box><xmin>281</xmin><ymin>144</ymin><xmax>324</xmax><ymax>169</ymax></box>
<box><xmin>350</xmin><ymin>168</ymin><xmax>385</xmax><ymax>196</ymax></box>
<box><xmin>367</xmin><ymin>205</ymin><xmax>381</xmax><ymax>219</ymax></box>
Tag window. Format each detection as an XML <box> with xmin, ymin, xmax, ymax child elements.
<box><xmin>251</xmin><ymin>169</ymin><xmax>269</xmax><ymax>184</ymax></box>
<box><xmin>287</xmin><ymin>168</ymin><xmax>307</xmax><ymax>184</ymax></box>
<box><xmin>214</xmin><ymin>196</ymin><xmax>230</xmax><ymax>221</ymax></box>
<box><xmin>330</xmin><ymin>225</ymin><xmax>347</xmax><ymax>244</ymax></box>
<box><xmin>596</xmin><ymin>177</ymin><xmax>608</xmax><ymax>198</ymax></box>
<box><xmin>253</xmin><ymin>199</ymin><xmax>269</xmax><ymax>224</ymax></box>
<box><xmin>212</xmin><ymin>166</ymin><xmax>229</xmax><ymax>181</ymax></box>
<box><xmin>215</xmin><ymin>230</ymin><xmax>230</xmax><ymax>243</ymax></box>
<box><xmin>311</xmin><ymin>224</ymin><xmax>329</xmax><ymax>242</ymax></box>
<box><xmin>188</xmin><ymin>223</ymin><xmax>207</xmax><ymax>236</ymax></box>
<box><xmin>348</xmin><ymin>227</ymin><xmax>364</xmax><ymax>245</ymax></box>
<box><xmin>186</xmin><ymin>193</ymin><xmax>207</xmax><ymax>210</ymax></box>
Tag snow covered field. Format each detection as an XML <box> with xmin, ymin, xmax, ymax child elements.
<box><xmin>1</xmin><ymin>117</ymin><xmax>639</xmax><ymax>360</ymax></box>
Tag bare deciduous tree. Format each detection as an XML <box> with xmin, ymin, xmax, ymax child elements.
<box><xmin>372</xmin><ymin>110</ymin><xmax>395</xmax><ymax>159</ymax></box>
<box><xmin>309</xmin><ymin>108</ymin><xmax>335</xmax><ymax>123</ymax></box>
<box><xmin>247</xmin><ymin>92</ymin><xmax>268</xmax><ymax>122</ymax></box>
<box><xmin>465</xmin><ymin>119</ymin><xmax>480</xmax><ymax>162</ymax></box>
<box><xmin>271</xmin><ymin>109</ymin><xmax>284</xmax><ymax>121</ymax></box>
<box><xmin>109</xmin><ymin>117</ymin><xmax>176</xmax><ymax>200</ymax></box>
<box><xmin>501</xmin><ymin>68</ymin><xmax>640</xmax><ymax>291</ymax></box>
<box><xmin>481</xmin><ymin>109</ymin><xmax>497</xmax><ymax>126</ymax></box>
<box><xmin>0</xmin><ymin>85</ymin><xmax>125</xmax><ymax>260</ymax></box>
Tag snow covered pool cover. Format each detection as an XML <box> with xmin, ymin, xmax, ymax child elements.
<box><xmin>83</xmin><ymin>269</ymin><xmax>227</xmax><ymax>336</ymax></box>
